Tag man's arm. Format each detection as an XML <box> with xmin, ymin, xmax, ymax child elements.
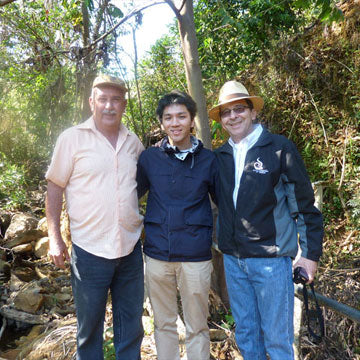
<box><xmin>283</xmin><ymin>140</ymin><xmax>324</xmax><ymax>284</ymax></box>
<box><xmin>45</xmin><ymin>180</ymin><xmax>70</xmax><ymax>269</ymax></box>
<box><xmin>136</xmin><ymin>153</ymin><xmax>150</xmax><ymax>199</ymax></box>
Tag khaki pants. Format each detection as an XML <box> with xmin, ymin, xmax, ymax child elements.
<box><xmin>145</xmin><ymin>255</ymin><xmax>212</xmax><ymax>360</ymax></box>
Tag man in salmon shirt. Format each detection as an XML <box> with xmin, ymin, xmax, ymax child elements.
<box><xmin>45</xmin><ymin>74</ymin><xmax>144</xmax><ymax>360</ymax></box>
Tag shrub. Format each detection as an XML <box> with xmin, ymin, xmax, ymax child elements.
<box><xmin>0</xmin><ymin>152</ymin><xmax>27</xmax><ymax>210</ymax></box>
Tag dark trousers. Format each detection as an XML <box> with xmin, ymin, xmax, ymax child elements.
<box><xmin>71</xmin><ymin>241</ymin><xmax>144</xmax><ymax>360</ymax></box>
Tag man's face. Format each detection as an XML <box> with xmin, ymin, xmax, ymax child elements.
<box><xmin>220</xmin><ymin>99</ymin><xmax>257</xmax><ymax>143</ymax></box>
<box><xmin>161</xmin><ymin>104</ymin><xmax>195</xmax><ymax>150</ymax></box>
<box><xmin>89</xmin><ymin>86</ymin><xmax>127</xmax><ymax>133</ymax></box>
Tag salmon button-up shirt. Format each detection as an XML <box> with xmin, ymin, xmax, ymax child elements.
<box><xmin>46</xmin><ymin>117</ymin><xmax>144</xmax><ymax>259</ymax></box>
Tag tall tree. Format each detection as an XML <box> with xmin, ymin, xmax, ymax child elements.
<box><xmin>164</xmin><ymin>0</ymin><xmax>212</xmax><ymax>149</ymax></box>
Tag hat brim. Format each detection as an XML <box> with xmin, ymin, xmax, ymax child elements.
<box><xmin>209</xmin><ymin>95</ymin><xmax>264</xmax><ymax>122</ymax></box>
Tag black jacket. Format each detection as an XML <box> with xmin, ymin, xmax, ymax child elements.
<box><xmin>215</xmin><ymin>129</ymin><xmax>323</xmax><ymax>261</ymax></box>
<box><xmin>137</xmin><ymin>138</ymin><xmax>219</xmax><ymax>262</ymax></box>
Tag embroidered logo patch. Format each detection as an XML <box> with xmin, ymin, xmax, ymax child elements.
<box><xmin>253</xmin><ymin>157</ymin><xmax>269</xmax><ymax>174</ymax></box>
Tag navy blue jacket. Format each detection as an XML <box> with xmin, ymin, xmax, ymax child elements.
<box><xmin>215</xmin><ymin>129</ymin><xmax>323</xmax><ymax>261</ymax></box>
<box><xmin>137</xmin><ymin>139</ymin><xmax>218</xmax><ymax>262</ymax></box>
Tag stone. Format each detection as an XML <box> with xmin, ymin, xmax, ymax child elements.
<box><xmin>12</xmin><ymin>267</ymin><xmax>36</xmax><ymax>282</ymax></box>
<box><xmin>54</xmin><ymin>293</ymin><xmax>72</xmax><ymax>302</ymax></box>
<box><xmin>12</xmin><ymin>243</ymin><xmax>33</xmax><ymax>254</ymax></box>
<box><xmin>12</xmin><ymin>283</ymin><xmax>44</xmax><ymax>314</ymax></box>
<box><xmin>60</xmin><ymin>210</ymin><xmax>72</xmax><ymax>249</ymax></box>
<box><xmin>34</xmin><ymin>237</ymin><xmax>49</xmax><ymax>258</ymax></box>
<box><xmin>3</xmin><ymin>213</ymin><xmax>39</xmax><ymax>241</ymax></box>
<box><xmin>9</xmin><ymin>273</ymin><xmax>26</xmax><ymax>292</ymax></box>
<box><xmin>4</xmin><ymin>229</ymin><xmax>45</xmax><ymax>249</ymax></box>
<box><xmin>0</xmin><ymin>259</ymin><xmax>11</xmax><ymax>283</ymax></box>
<box><xmin>36</xmin><ymin>217</ymin><xmax>48</xmax><ymax>234</ymax></box>
<box><xmin>0</xmin><ymin>210</ymin><xmax>11</xmax><ymax>239</ymax></box>
<box><xmin>0</xmin><ymin>259</ymin><xmax>11</xmax><ymax>274</ymax></box>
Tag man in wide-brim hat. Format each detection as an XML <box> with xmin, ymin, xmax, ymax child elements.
<box><xmin>211</xmin><ymin>80</ymin><xmax>324</xmax><ymax>360</ymax></box>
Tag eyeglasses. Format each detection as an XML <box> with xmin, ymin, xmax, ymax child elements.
<box><xmin>220</xmin><ymin>105</ymin><xmax>249</xmax><ymax>119</ymax></box>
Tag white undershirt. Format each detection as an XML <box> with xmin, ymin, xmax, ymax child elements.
<box><xmin>228</xmin><ymin>124</ymin><xmax>263</xmax><ymax>207</ymax></box>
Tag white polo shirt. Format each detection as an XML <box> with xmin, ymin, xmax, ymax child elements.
<box><xmin>228</xmin><ymin>124</ymin><xmax>263</xmax><ymax>207</ymax></box>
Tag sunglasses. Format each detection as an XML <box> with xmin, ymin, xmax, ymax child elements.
<box><xmin>220</xmin><ymin>105</ymin><xmax>250</xmax><ymax>119</ymax></box>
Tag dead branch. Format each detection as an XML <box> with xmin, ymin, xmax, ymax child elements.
<box><xmin>0</xmin><ymin>0</ymin><xmax>16</xmax><ymax>6</ymax></box>
<box><xmin>0</xmin><ymin>305</ymin><xmax>50</xmax><ymax>324</ymax></box>
<box><xmin>308</xmin><ymin>91</ymin><xmax>329</xmax><ymax>147</ymax></box>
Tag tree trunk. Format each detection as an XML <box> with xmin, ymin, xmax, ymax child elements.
<box><xmin>172</xmin><ymin>0</ymin><xmax>212</xmax><ymax>149</ymax></box>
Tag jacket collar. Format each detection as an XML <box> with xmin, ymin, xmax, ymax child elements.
<box><xmin>160</xmin><ymin>135</ymin><xmax>203</xmax><ymax>156</ymax></box>
<box><xmin>218</xmin><ymin>126</ymin><xmax>273</xmax><ymax>155</ymax></box>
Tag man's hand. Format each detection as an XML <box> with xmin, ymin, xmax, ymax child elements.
<box><xmin>48</xmin><ymin>236</ymin><xmax>70</xmax><ymax>269</ymax></box>
<box><xmin>293</xmin><ymin>256</ymin><xmax>318</xmax><ymax>284</ymax></box>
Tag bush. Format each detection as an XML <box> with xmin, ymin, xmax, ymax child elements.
<box><xmin>0</xmin><ymin>152</ymin><xmax>27</xmax><ymax>210</ymax></box>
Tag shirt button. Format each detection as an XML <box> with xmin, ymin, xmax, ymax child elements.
<box><xmin>172</xmin><ymin>180</ymin><xmax>176</xmax><ymax>183</ymax></box>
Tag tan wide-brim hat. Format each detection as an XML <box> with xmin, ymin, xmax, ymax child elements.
<box><xmin>209</xmin><ymin>80</ymin><xmax>264</xmax><ymax>121</ymax></box>
<box><xmin>92</xmin><ymin>74</ymin><xmax>127</xmax><ymax>92</ymax></box>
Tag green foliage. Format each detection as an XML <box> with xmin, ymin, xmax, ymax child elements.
<box><xmin>194</xmin><ymin>0</ymin><xmax>343</xmax><ymax>103</ymax></box>
<box><xmin>218</xmin><ymin>308</ymin><xmax>235</xmax><ymax>329</ymax></box>
<box><xmin>103</xmin><ymin>327</ymin><xmax>116</xmax><ymax>360</ymax></box>
<box><xmin>0</xmin><ymin>153</ymin><xmax>27</xmax><ymax>210</ymax></box>
<box><xmin>348</xmin><ymin>185</ymin><xmax>360</xmax><ymax>230</ymax></box>
<box><xmin>123</xmin><ymin>34</ymin><xmax>186</xmax><ymax>143</ymax></box>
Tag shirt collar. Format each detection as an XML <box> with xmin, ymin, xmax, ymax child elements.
<box><xmin>163</xmin><ymin>135</ymin><xmax>199</xmax><ymax>161</ymax></box>
<box><xmin>77</xmin><ymin>117</ymin><xmax>129</xmax><ymax>137</ymax></box>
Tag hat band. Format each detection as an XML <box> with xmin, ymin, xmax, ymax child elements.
<box><xmin>221</xmin><ymin>93</ymin><xmax>249</xmax><ymax>102</ymax></box>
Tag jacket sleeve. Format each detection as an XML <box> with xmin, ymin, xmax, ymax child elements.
<box><xmin>282</xmin><ymin>140</ymin><xmax>324</xmax><ymax>261</ymax></box>
<box><xmin>136</xmin><ymin>152</ymin><xmax>150</xmax><ymax>199</ymax></box>
<box><xmin>209</xmin><ymin>156</ymin><xmax>220</xmax><ymax>206</ymax></box>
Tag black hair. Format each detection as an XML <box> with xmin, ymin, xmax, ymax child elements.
<box><xmin>156</xmin><ymin>90</ymin><xmax>197</xmax><ymax>122</ymax></box>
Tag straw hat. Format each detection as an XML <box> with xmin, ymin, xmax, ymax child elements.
<box><xmin>209</xmin><ymin>80</ymin><xmax>263</xmax><ymax>121</ymax></box>
<box><xmin>92</xmin><ymin>74</ymin><xmax>127</xmax><ymax>92</ymax></box>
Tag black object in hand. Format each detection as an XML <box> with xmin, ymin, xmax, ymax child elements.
<box><xmin>293</xmin><ymin>266</ymin><xmax>309</xmax><ymax>284</ymax></box>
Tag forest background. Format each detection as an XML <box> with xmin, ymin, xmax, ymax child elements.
<box><xmin>0</xmin><ymin>0</ymin><xmax>359</xmax><ymax>359</ymax></box>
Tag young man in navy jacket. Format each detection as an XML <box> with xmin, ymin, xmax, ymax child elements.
<box><xmin>209</xmin><ymin>80</ymin><xmax>323</xmax><ymax>360</ymax></box>
<box><xmin>137</xmin><ymin>91</ymin><xmax>218</xmax><ymax>360</ymax></box>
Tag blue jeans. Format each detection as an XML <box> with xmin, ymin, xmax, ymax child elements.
<box><xmin>71</xmin><ymin>241</ymin><xmax>144</xmax><ymax>360</ymax></box>
<box><xmin>223</xmin><ymin>255</ymin><xmax>294</xmax><ymax>360</ymax></box>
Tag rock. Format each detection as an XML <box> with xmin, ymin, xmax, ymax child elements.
<box><xmin>12</xmin><ymin>283</ymin><xmax>44</xmax><ymax>314</ymax></box>
<box><xmin>60</xmin><ymin>210</ymin><xmax>72</xmax><ymax>249</ymax></box>
<box><xmin>210</xmin><ymin>328</ymin><xmax>229</xmax><ymax>341</ymax></box>
<box><xmin>0</xmin><ymin>259</ymin><xmax>11</xmax><ymax>274</ymax></box>
<box><xmin>14</xmin><ymin>324</ymin><xmax>46</xmax><ymax>347</ymax></box>
<box><xmin>9</xmin><ymin>274</ymin><xmax>26</xmax><ymax>292</ymax></box>
<box><xmin>3</xmin><ymin>213</ymin><xmax>39</xmax><ymax>242</ymax></box>
<box><xmin>0</xmin><ymin>259</ymin><xmax>11</xmax><ymax>283</ymax></box>
<box><xmin>34</xmin><ymin>237</ymin><xmax>49</xmax><ymax>258</ymax></box>
<box><xmin>54</xmin><ymin>293</ymin><xmax>72</xmax><ymax>302</ymax></box>
<box><xmin>37</xmin><ymin>210</ymin><xmax>72</xmax><ymax>249</ymax></box>
<box><xmin>36</xmin><ymin>217</ymin><xmax>48</xmax><ymax>234</ymax></box>
<box><xmin>12</xmin><ymin>243</ymin><xmax>33</xmax><ymax>254</ymax></box>
<box><xmin>4</xmin><ymin>229</ymin><xmax>45</xmax><ymax>249</ymax></box>
<box><xmin>0</xmin><ymin>210</ymin><xmax>11</xmax><ymax>239</ymax></box>
<box><xmin>12</xmin><ymin>267</ymin><xmax>36</xmax><ymax>282</ymax></box>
